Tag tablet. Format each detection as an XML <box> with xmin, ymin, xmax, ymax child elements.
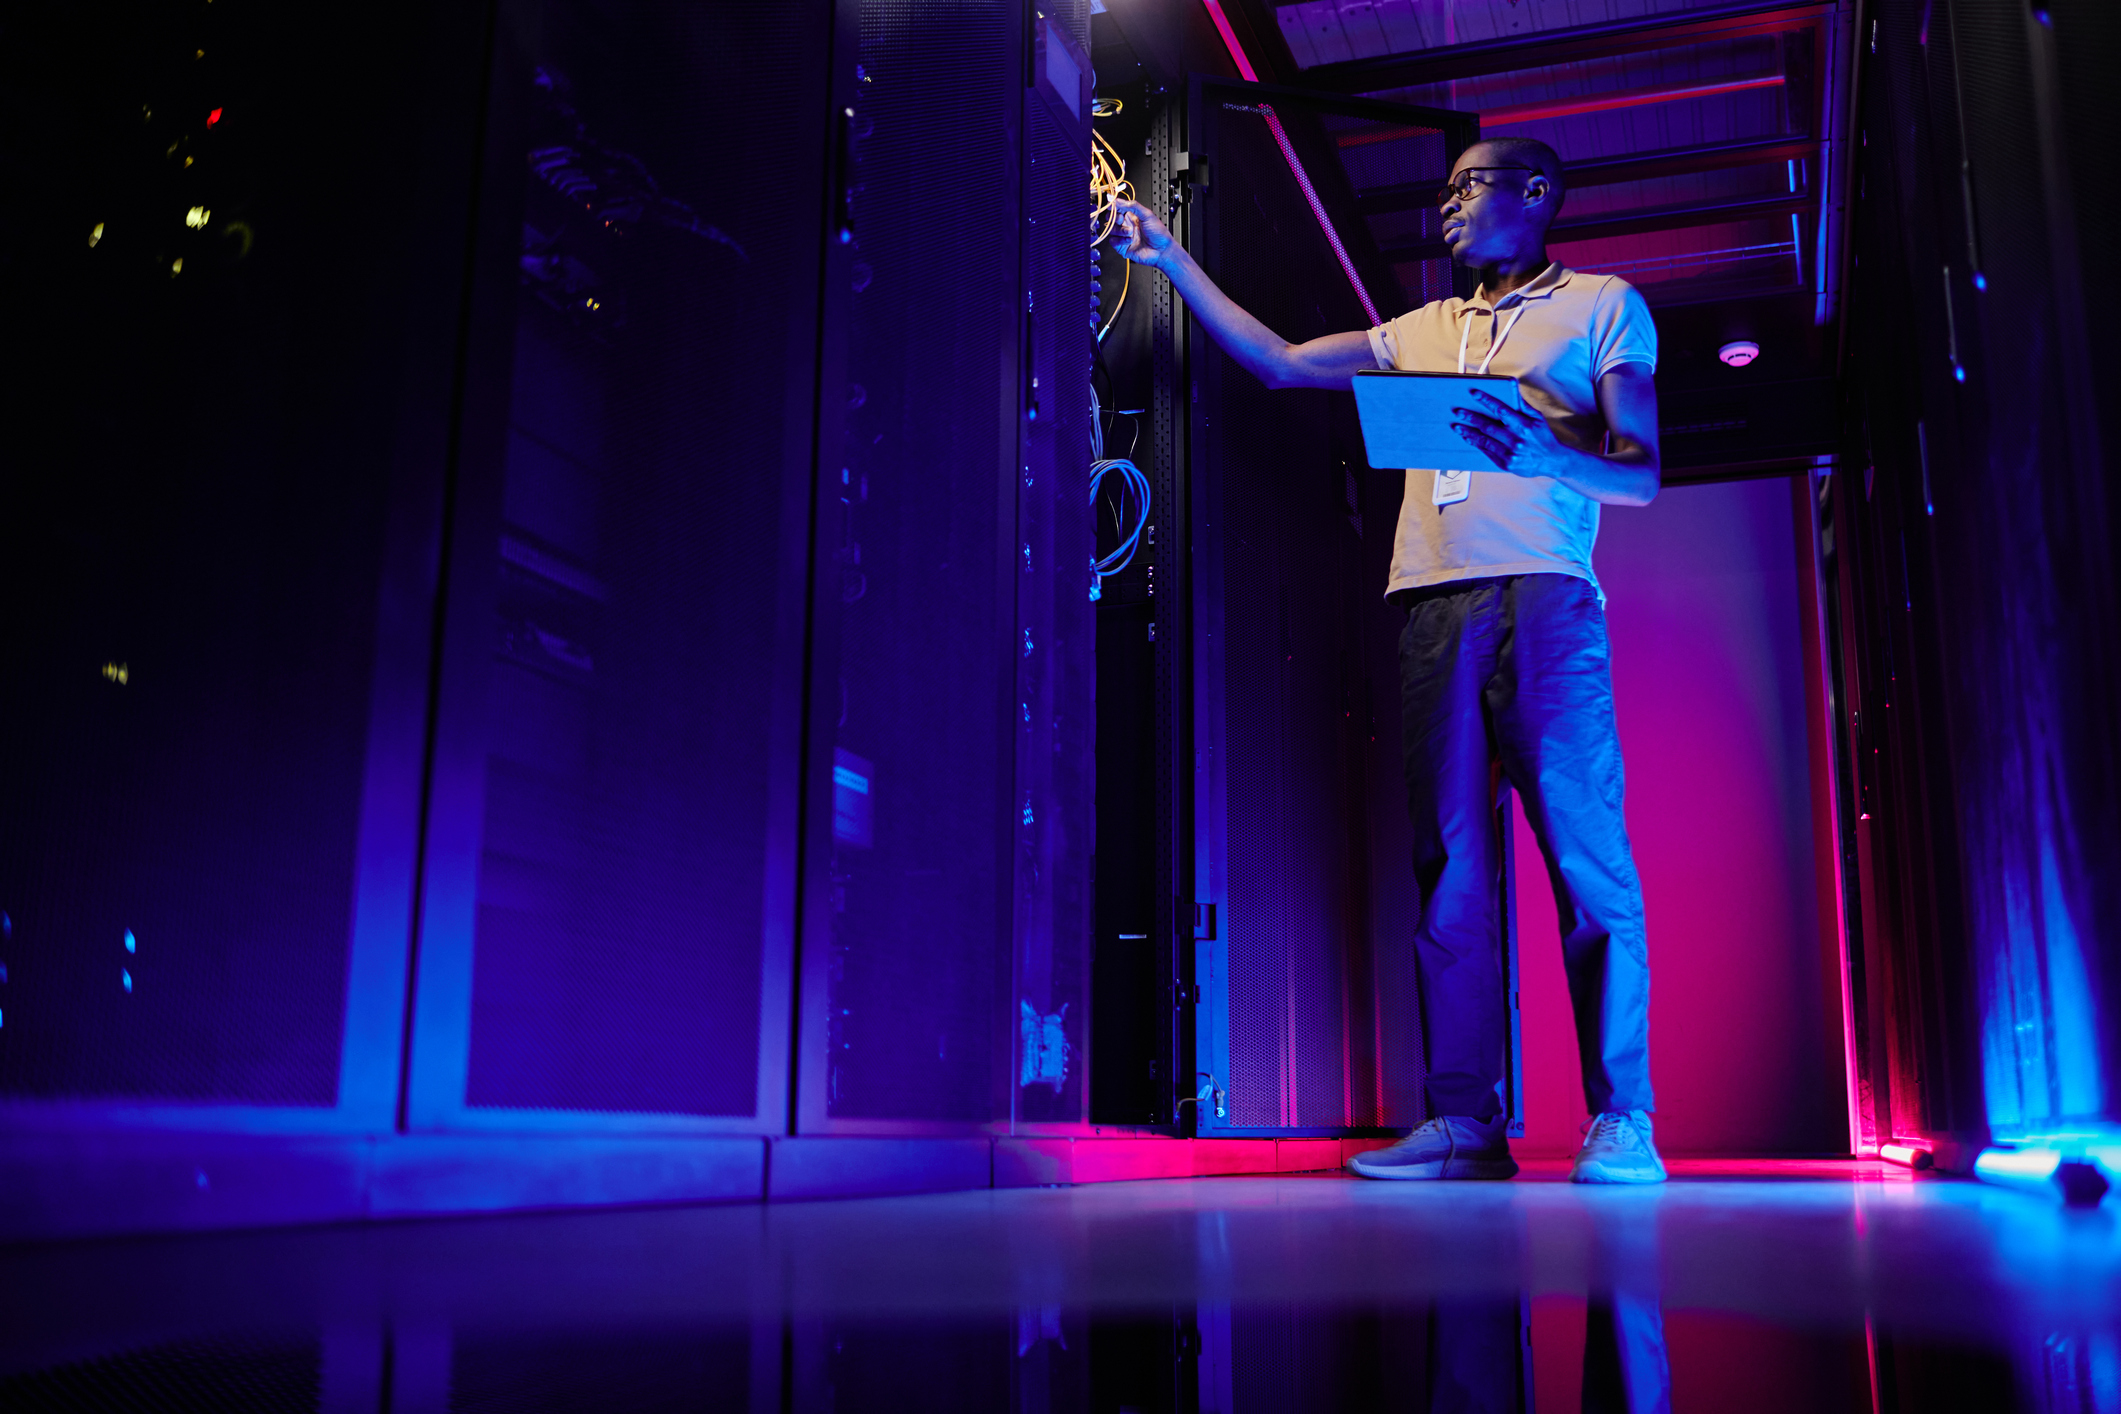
<box><xmin>1349</xmin><ymin>370</ymin><xmax>1522</xmax><ymax>472</ymax></box>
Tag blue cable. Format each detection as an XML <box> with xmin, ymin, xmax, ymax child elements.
<box><xmin>1089</xmin><ymin>457</ymin><xmax>1150</xmax><ymax>601</ymax></box>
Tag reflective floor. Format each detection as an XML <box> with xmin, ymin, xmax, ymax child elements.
<box><xmin>4</xmin><ymin>1160</ymin><xmax>2118</xmax><ymax>1411</ymax></box>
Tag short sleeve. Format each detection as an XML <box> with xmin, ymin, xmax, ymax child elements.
<box><xmin>1588</xmin><ymin>276</ymin><xmax>1657</xmax><ymax>378</ymax></box>
<box><xmin>1367</xmin><ymin>320</ymin><xmax>1401</xmax><ymax>371</ymax></box>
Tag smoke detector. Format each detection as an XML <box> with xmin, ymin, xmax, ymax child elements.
<box><xmin>1718</xmin><ymin>340</ymin><xmax>1761</xmax><ymax>367</ymax></box>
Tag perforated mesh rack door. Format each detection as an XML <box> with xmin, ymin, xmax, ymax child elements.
<box><xmin>1014</xmin><ymin>6</ymin><xmax>1097</xmax><ymax>1131</ymax></box>
<box><xmin>1183</xmin><ymin>77</ymin><xmax>1486</xmax><ymax>1136</ymax></box>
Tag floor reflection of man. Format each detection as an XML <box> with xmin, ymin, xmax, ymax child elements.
<box><xmin>1428</xmin><ymin>1197</ymin><xmax>1671</xmax><ymax>1414</ymax></box>
<box><xmin>1426</xmin><ymin>1290</ymin><xmax>1669</xmax><ymax>1414</ymax></box>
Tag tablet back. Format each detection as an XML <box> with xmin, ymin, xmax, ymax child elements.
<box><xmin>1350</xmin><ymin>370</ymin><xmax>1522</xmax><ymax>471</ymax></box>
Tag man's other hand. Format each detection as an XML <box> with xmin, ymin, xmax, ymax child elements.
<box><xmin>1114</xmin><ymin>199</ymin><xmax>1176</xmax><ymax>272</ymax></box>
<box><xmin>1451</xmin><ymin>379</ymin><xmax>1661</xmax><ymax>507</ymax></box>
<box><xmin>1451</xmin><ymin>387</ymin><xmax>1572</xmax><ymax>480</ymax></box>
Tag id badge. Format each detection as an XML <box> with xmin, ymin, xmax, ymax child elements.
<box><xmin>1431</xmin><ymin>468</ymin><xmax>1471</xmax><ymax>507</ymax></box>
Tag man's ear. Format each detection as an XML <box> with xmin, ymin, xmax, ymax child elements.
<box><xmin>1522</xmin><ymin>173</ymin><xmax>1552</xmax><ymax>210</ymax></box>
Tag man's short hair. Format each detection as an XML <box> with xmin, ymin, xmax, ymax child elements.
<box><xmin>1478</xmin><ymin>137</ymin><xmax>1567</xmax><ymax>222</ymax></box>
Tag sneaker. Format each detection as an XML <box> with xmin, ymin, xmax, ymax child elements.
<box><xmin>1570</xmin><ymin>1110</ymin><xmax>1668</xmax><ymax>1184</ymax></box>
<box><xmin>1348</xmin><ymin>1115</ymin><xmax>1518</xmax><ymax>1181</ymax></box>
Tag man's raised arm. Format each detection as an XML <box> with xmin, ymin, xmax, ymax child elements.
<box><xmin>1115</xmin><ymin>199</ymin><xmax>1376</xmax><ymax>391</ymax></box>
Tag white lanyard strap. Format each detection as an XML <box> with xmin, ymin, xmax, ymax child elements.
<box><xmin>1456</xmin><ymin>300</ymin><xmax>1528</xmax><ymax>376</ymax></box>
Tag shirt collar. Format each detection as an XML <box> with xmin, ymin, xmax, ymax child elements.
<box><xmin>1460</xmin><ymin>262</ymin><xmax>1573</xmax><ymax>315</ymax></box>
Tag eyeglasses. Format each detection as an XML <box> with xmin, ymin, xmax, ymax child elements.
<box><xmin>1434</xmin><ymin>166</ymin><xmax>1536</xmax><ymax>208</ymax></box>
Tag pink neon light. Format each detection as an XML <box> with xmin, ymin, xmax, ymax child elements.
<box><xmin>1482</xmin><ymin>73</ymin><xmax>1785</xmax><ymax>127</ymax></box>
<box><xmin>1198</xmin><ymin>0</ymin><xmax>1258</xmax><ymax>80</ymax></box>
<box><xmin>1200</xmin><ymin>1</ymin><xmax>1382</xmax><ymax>325</ymax></box>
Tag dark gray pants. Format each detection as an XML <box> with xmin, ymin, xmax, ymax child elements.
<box><xmin>1395</xmin><ymin>573</ymin><xmax>1653</xmax><ymax>1121</ymax></box>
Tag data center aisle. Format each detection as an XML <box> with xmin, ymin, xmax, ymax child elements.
<box><xmin>4</xmin><ymin>1164</ymin><xmax>2114</xmax><ymax>1412</ymax></box>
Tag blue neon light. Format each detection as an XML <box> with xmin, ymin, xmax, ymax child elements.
<box><xmin>2041</xmin><ymin>842</ymin><xmax>2105</xmax><ymax>1118</ymax></box>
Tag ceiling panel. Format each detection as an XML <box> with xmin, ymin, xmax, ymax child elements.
<box><xmin>1321</xmin><ymin>19</ymin><xmax>1823</xmax><ymax>303</ymax></box>
<box><xmin>1273</xmin><ymin>0</ymin><xmax>1778</xmax><ymax>68</ymax></box>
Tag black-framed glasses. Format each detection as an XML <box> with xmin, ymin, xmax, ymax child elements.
<box><xmin>1434</xmin><ymin>166</ymin><xmax>1536</xmax><ymax>208</ymax></box>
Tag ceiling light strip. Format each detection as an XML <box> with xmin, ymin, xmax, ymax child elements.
<box><xmin>1480</xmin><ymin>73</ymin><xmax>1785</xmax><ymax>127</ymax></box>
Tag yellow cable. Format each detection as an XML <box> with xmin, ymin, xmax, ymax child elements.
<box><xmin>1098</xmin><ymin>256</ymin><xmax>1129</xmax><ymax>343</ymax></box>
<box><xmin>1089</xmin><ymin>112</ymin><xmax>1133</xmax><ymax>340</ymax></box>
<box><xmin>1090</xmin><ymin>127</ymin><xmax>1132</xmax><ymax>248</ymax></box>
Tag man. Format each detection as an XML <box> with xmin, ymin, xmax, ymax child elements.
<box><xmin>1113</xmin><ymin>136</ymin><xmax>1666</xmax><ymax>1184</ymax></box>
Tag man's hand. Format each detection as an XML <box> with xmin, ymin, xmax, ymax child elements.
<box><xmin>1114</xmin><ymin>198</ymin><xmax>1176</xmax><ymax>273</ymax></box>
<box><xmin>1450</xmin><ymin>388</ymin><xmax>1574</xmax><ymax>480</ymax></box>
<box><xmin>1450</xmin><ymin>376</ymin><xmax>1660</xmax><ymax>506</ymax></box>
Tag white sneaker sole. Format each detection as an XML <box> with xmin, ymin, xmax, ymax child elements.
<box><xmin>1348</xmin><ymin>1155</ymin><xmax>1520</xmax><ymax>1181</ymax></box>
<box><xmin>1568</xmin><ymin>1158</ymin><xmax>1667</xmax><ymax>1184</ymax></box>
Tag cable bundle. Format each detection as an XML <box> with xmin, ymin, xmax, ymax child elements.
<box><xmin>1088</xmin><ymin>100</ymin><xmax>1147</xmax><ymax>600</ymax></box>
<box><xmin>1089</xmin><ymin>386</ymin><xmax>1150</xmax><ymax>602</ymax></box>
<box><xmin>1089</xmin><ymin>106</ymin><xmax>1132</xmax><ymax>344</ymax></box>
<box><xmin>1089</xmin><ymin>110</ymin><xmax>1132</xmax><ymax>246</ymax></box>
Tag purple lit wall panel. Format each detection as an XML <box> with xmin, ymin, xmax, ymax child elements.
<box><xmin>1513</xmin><ymin>475</ymin><xmax>1844</xmax><ymax>1157</ymax></box>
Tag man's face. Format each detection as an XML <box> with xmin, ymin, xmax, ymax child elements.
<box><xmin>1439</xmin><ymin>145</ymin><xmax>1550</xmax><ymax>265</ymax></box>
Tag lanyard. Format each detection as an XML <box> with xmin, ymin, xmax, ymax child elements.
<box><xmin>1456</xmin><ymin>300</ymin><xmax>1528</xmax><ymax>376</ymax></box>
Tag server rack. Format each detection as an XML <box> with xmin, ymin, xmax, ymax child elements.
<box><xmin>404</xmin><ymin>1</ymin><xmax>832</xmax><ymax>1138</ymax></box>
<box><xmin>792</xmin><ymin>0</ymin><xmax>1100</xmax><ymax>1138</ymax></box>
<box><xmin>1089</xmin><ymin>87</ymin><xmax>1194</xmax><ymax>1132</ymax></box>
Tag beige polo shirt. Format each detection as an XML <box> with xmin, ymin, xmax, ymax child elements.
<box><xmin>1365</xmin><ymin>263</ymin><xmax>1657</xmax><ymax>599</ymax></box>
